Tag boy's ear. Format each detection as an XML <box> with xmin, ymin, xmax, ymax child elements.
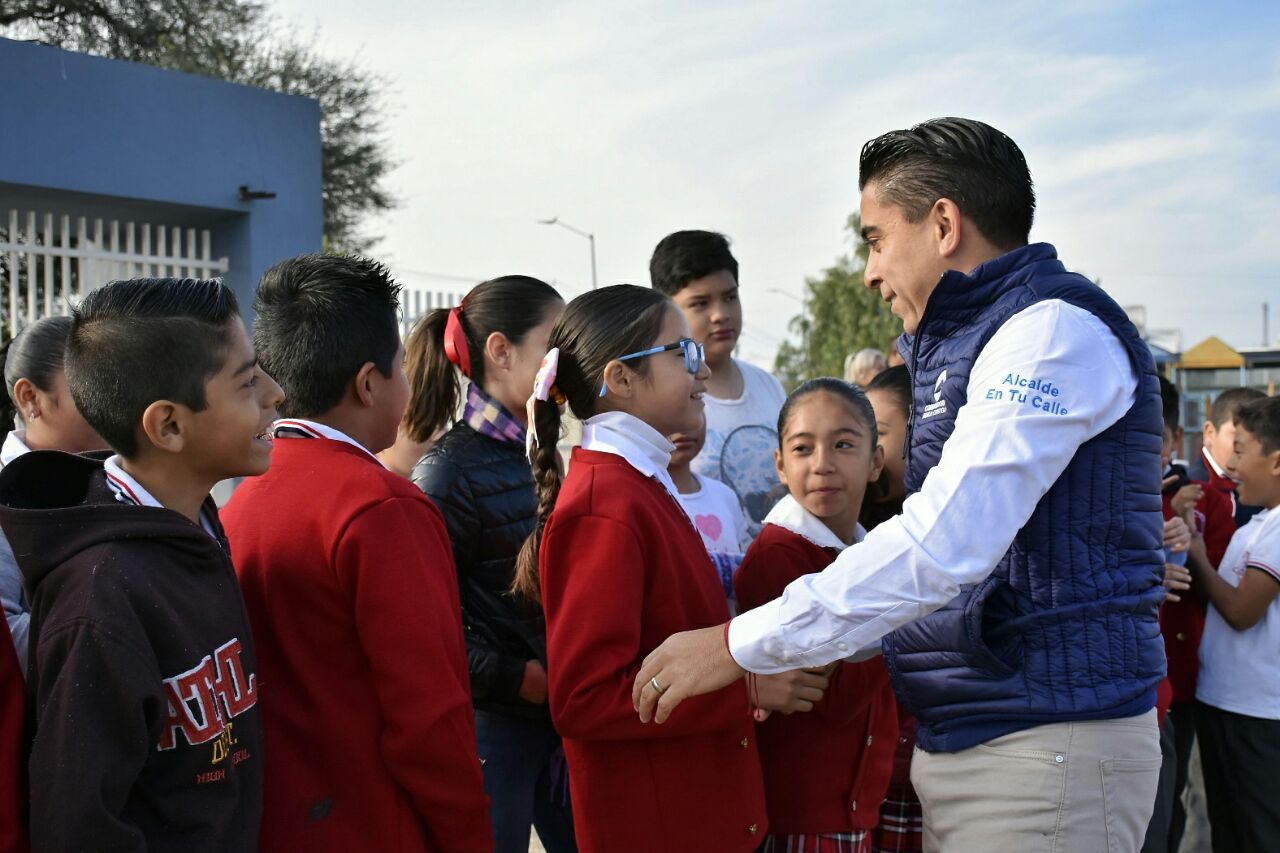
<box><xmin>353</xmin><ymin>361</ymin><xmax>380</xmax><ymax>408</ymax></box>
<box><xmin>601</xmin><ymin>360</ymin><xmax>634</xmax><ymax>400</ymax></box>
<box><xmin>1203</xmin><ymin>421</ymin><xmax>1217</xmax><ymax>441</ymax></box>
<box><xmin>484</xmin><ymin>331</ymin><xmax>514</xmax><ymax>373</ymax></box>
<box><xmin>138</xmin><ymin>400</ymin><xmax>187</xmax><ymax>455</ymax></box>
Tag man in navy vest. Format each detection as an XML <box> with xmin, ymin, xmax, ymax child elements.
<box><xmin>635</xmin><ymin>118</ymin><xmax>1167</xmax><ymax>852</ymax></box>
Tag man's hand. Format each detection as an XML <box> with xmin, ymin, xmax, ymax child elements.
<box><xmin>633</xmin><ymin>624</ymin><xmax>745</xmax><ymax>724</ymax></box>
<box><xmin>753</xmin><ymin>669</ymin><xmax>830</xmax><ymax>715</ymax></box>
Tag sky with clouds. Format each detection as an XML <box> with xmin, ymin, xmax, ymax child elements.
<box><xmin>273</xmin><ymin>0</ymin><xmax>1280</xmax><ymax>367</ymax></box>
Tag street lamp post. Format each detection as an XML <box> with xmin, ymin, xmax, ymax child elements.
<box><xmin>538</xmin><ymin>217</ymin><xmax>597</xmax><ymax>290</ymax></box>
<box><xmin>769</xmin><ymin>287</ymin><xmax>809</xmax><ymax>369</ymax></box>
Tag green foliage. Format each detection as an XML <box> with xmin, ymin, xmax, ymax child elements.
<box><xmin>774</xmin><ymin>213</ymin><xmax>902</xmax><ymax>390</ymax></box>
<box><xmin>1</xmin><ymin>0</ymin><xmax>395</xmax><ymax>252</ymax></box>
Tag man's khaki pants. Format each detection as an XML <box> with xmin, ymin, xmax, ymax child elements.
<box><xmin>911</xmin><ymin>710</ymin><xmax>1161</xmax><ymax>853</ymax></box>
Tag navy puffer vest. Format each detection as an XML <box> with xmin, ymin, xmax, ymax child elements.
<box><xmin>883</xmin><ymin>243</ymin><xmax>1166</xmax><ymax>753</ymax></box>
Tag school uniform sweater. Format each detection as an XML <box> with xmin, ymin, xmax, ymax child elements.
<box><xmin>1161</xmin><ymin>477</ymin><xmax>1236</xmax><ymax>705</ymax></box>
<box><xmin>540</xmin><ymin>413</ymin><xmax>767</xmax><ymax>852</ymax></box>
<box><xmin>0</xmin><ymin>450</ymin><xmax>263</xmax><ymax>853</ymax></box>
<box><xmin>222</xmin><ymin>429</ymin><xmax>491</xmax><ymax>853</ymax></box>
<box><xmin>735</xmin><ymin>497</ymin><xmax>897</xmax><ymax>835</ymax></box>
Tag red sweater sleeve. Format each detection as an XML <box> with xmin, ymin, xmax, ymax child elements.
<box><xmin>1201</xmin><ymin>487</ymin><xmax>1236</xmax><ymax>570</ymax></box>
<box><xmin>334</xmin><ymin>497</ymin><xmax>492</xmax><ymax>853</ymax></box>
<box><xmin>545</xmin><ymin>514</ymin><xmax>748</xmax><ymax>741</ymax></box>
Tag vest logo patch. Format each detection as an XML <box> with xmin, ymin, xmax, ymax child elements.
<box><xmin>158</xmin><ymin>638</ymin><xmax>258</xmax><ymax>764</ymax></box>
<box><xmin>921</xmin><ymin>370</ymin><xmax>949</xmax><ymax>419</ymax></box>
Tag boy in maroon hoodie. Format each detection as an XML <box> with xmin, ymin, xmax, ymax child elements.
<box><xmin>0</xmin><ymin>277</ymin><xmax>284</xmax><ymax>852</ymax></box>
<box><xmin>222</xmin><ymin>254</ymin><xmax>491</xmax><ymax>852</ymax></box>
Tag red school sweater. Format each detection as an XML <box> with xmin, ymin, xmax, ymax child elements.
<box><xmin>735</xmin><ymin>523</ymin><xmax>898</xmax><ymax>835</ymax></box>
<box><xmin>222</xmin><ymin>437</ymin><xmax>491</xmax><ymax>853</ymax></box>
<box><xmin>1160</xmin><ymin>482</ymin><xmax>1235</xmax><ymax>705</ymax></box>
<box><xmin>541</xmin><ymin>449</ymin><xmax>767</xmax><ymax>853</ymax></box>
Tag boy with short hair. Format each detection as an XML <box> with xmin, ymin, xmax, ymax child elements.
<box><xmin>222</xmin><ymin>254</ymin><xmax>491</xmax><ymax>852</ymax></box>
<box><xmin>1190</xmin><ymin>395</ymin><xmax>1280</xmax><ymax>852</ymax></box>
<box><xmin>650</xmin><ymin>230</ymin><xmax>786</xmax><ymax>533</ymax></box>
<box><xmin>0</xmin><ymin>277</ymin><xmax>282</xmax><ymax>852</ymax></box>
<box><xmin>1191</xmin><ymin>386</ymin><xmax>1266</xmax><ymax>525</ymax></box>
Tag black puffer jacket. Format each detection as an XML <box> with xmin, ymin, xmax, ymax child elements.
<box><xmin>412</xmin><ymin>422</ymin><xmax>548</xmax><ymax>721</ymax></box>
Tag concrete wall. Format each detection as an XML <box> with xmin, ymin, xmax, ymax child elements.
<box><xmin>0</xmin><ymin>37</ymin><xmax>323</xmax><ymax>315</ymax></box>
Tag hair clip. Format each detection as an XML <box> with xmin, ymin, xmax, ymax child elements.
<box><xmin>443</xmin><ymin>305</ymin><xmax>472</xmax><ymax>377</ymax></box>
<box><xmin>526</xmin><ymin>347</ymin><xmax>561</xmax><ymax>462</ymax></box>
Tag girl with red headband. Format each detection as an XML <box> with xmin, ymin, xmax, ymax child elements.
<box><xmin>405</xmin><ymin>276</ymin><xmax>574</xmax><ymax>853</ymax></box>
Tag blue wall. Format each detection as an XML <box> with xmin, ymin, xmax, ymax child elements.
<box><xmin>0</xmin><ymin>37</ymin><xmax>323</xmax><ymax>314</ymax></box>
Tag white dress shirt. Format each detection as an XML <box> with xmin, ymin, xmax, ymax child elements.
<box><xmin>729</xmin><ymin>299</ymin><xmax>1142</xmax><ymax>673</ymax></box>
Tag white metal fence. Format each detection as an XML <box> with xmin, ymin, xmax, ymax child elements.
<box><xmin>0</xmin><ymin>209</ymin><xmax>229</xmax><ymax>335</ymax></box>
<box><xmin>399</xmin><ymin>285</ymin><xmax>465</xmax><ymax>339</ymax></box>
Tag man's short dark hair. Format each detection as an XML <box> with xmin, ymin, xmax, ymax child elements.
<box><xmin>1210</xmin><ymin>386</ymin><xmax>1266</xmax><ymax>428</ymax></box>
<box><xmin>649</xmin><ymin>230</ymin><xmax>739</xmax><ymax>297</ymax></box>
<box><xmin>1159</xmin><ymin>375</ymin><xmax>1180</xmax><ymax>432</ymax></box>
<box><xmin>859</xmin><ymin>117</ymin><xmax>1036</xmax><ymax>250</ymax></box>
<box><xmin>1234</xmin><ymin>396</ymin><xmax>1280</xmax><ymax>455</ymax></box>
<box><xmin>65</xmin><ymin>278</ymin><xmax>240</xmax><ymax>458</ymax></box>
<box><xmin>254</xmin><ymin>254</ymin><xmax>402</xmax><ymax>419</ymax></box>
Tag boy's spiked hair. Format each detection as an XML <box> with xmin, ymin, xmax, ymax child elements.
<box><xmin>65</xmin><ymin>277</ymin><xmax>240</xmax><ymax>458</ymax></box>
<box><xmin>253</xmin><ymin>254</ymin><xmax>402</xmax><ymax>419</ymax></box>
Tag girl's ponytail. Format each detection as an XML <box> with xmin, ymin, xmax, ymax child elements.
<box><xmin>402</xmin><ymin>307</ymin><xmax>463</xmax><ymax>442</ymax></box>
<box><xmin>403</xmin><ymin>276</ymin><xmax>562</xmax><ymax>442</ymax></box>
<box><xmin>510</xmin><ymin>284</ymin><xmax>672</xmax><ymax>602</ymax></box>
<box><xmin>512</xmin><ymin>395</ymin><xmax>563</xmax><ymax>603</ymax></box>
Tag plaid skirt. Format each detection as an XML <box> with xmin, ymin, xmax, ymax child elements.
<box><xmin>761</xmin><ymin>831</ymin><xmax>871</xmax><ymax>853</ymax></box>
<box><xmin>870</xmin><ymin>785</ymin><xmax>924</xmax><ymax>853</ymax></box>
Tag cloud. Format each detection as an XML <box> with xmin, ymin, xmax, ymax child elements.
<box><xmin>274</xmin><ymin>0</ymin><xmax>1280</xmax><ymax>355</ymax></box>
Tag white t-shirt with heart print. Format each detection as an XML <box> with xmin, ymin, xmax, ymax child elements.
<box><xmin>677</xmin><ymin>474</ymin><xmax>752</xmax><ymax>612</ymax></box>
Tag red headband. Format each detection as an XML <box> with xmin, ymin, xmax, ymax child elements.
<box><xmin>444</xmin><ymin>305</ymin><xmax>472</xmax><ymax>377</ymax></box>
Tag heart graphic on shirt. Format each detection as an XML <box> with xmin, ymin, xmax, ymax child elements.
<box><xmin>695</xmin><ymin>514</ymin><xmax>723</xmax><ymax>541</ymax></box>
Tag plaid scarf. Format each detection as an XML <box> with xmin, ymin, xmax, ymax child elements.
<box><xmin>463</xmin><ymin>382</ymin><xmax>526</xmax><ymax>445</ymax></box>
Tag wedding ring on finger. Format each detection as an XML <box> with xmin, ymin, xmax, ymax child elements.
<box><xmin>650</xmin><ymin>676</ymin><xmax>667</xmax><ymax>695</ymax></box>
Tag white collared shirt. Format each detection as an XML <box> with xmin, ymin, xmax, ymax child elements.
<box><xmin>0</xmin><ymin>431</ymin><xmax>31</xmax><ymax>468</ymax></box>
<box><xmin>1202</xmin><ymin>445</ymin><xmax>1231</xmax><ymax>481</ymax></box>
<box><xmin>103</xmin><ymin>455</ymin><xmax>220</xmax><ymax>539</ymax></box>
<box><xmin>763</xmin><ymin>494</ymin><xmax>866</xmax><ymax>552</ymax></box>
<box><xmin>272</xmin><ymin>418</ymin><xmax>385</xmax><ymax>466</ymax></box>
<box><xmin>580</xmin><ymin>410</ymin><xmax>681</xmax><ymax>501</ymax></box>
<box><xmin>729</xmin><ymin>299</ymin><xmax>1141</xmax><ymax>673</ymax></box>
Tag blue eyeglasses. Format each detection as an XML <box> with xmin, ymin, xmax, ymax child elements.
<box><xmin>598</xmin><ymin>338</ymin><xmax>706</xmax><ymax>397</ymax></box>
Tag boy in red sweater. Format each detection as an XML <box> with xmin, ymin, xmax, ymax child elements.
<box><xmin>222</xmin><ymin>255</ymin><xmax>491</xmax><ymax>852</ymax></box>
<box><xmin>735</xmin><ymin>378</ymin><xmax>897</xmax><ymax>853</ymax></box>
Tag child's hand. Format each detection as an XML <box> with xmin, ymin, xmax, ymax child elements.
<box><xmin>1162</xmin><ymin>562</ymin><xmax>1192</xmax><ymax>604</ymax></box>
<box><xmin>1169</xmin><ymin>483</ymin><xmax>1203</xmax><ymax>526</ymax></box>
<box><xmin>1163</xmin><ymin>516</ymin><xmax>1191</xmax><ymax>553</ymax></box>
<box><xmin>518</xmin><ymin>660</ymin><xmax>549</xmax><ymax>705</ymax></box>
<box><xmin>752</xmin><ymin>668</ymin><xmax>830</xmax><ymax>715</ymax></box>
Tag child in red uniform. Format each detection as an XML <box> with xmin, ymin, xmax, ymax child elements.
<box><xmin>857</xmin><ymin>365</ymin><xmax>925</xmax><ymax>853</ymax></box>
<box><xmin>513</xmin><ymin>285</ymin><xmax>829</xmax><ymax>853</ymax></box>
<box><xmin>222</xmin><ymin>255</ymin><xmax>491</xmax><ymax>853</ymax></box>
<box><xmin>736</xmin><ymin>378</ymin><xmax>897</xmax><ymax>853</ymax></box>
